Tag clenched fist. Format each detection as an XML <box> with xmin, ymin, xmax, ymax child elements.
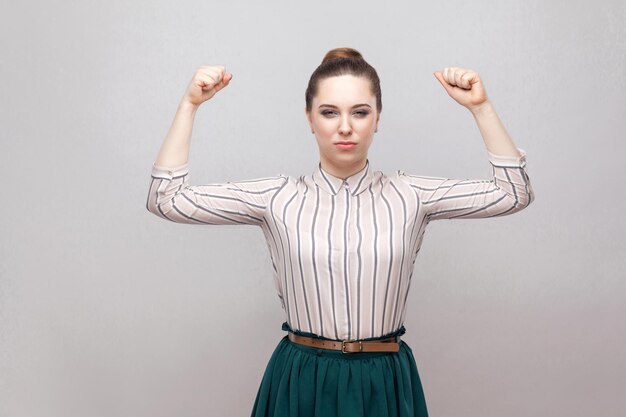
<box><xmin>434</xmin><ymin>67</ymin><xmax>489</xmax><ymax>112</ymax></box>
<box><xmin>182</xmin><ymin>65</ymin><xmax>233</xmax><ymax>107</ymax></box>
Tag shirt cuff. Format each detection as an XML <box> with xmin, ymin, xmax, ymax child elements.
<box><xmin>487</xmin><ymin>147</ymin><xmax>527</xmax><ymax>167</ymax></box>
<box><xmin>151</xmin><ymin>162</ymin><xmax>190</xmax><ymax>178</ymax></box>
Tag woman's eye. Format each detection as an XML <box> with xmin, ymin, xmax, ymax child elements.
<box><xmin>321</xmin><ymin>110</ymin><xmax>369</xmax><ymax>117</ymax></box>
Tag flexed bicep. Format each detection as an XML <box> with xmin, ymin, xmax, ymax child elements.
<box><xmin>146</xmin><ymin>163</ymin><xmax>288</xmax><ymax>226</ymax></box>
<box><xmin>398</xmin><ymin>147</ymin><xmax>534</xmax><ymax>222</ymax></box>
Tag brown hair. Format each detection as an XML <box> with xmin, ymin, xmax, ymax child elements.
<box><xmin>305</xmin><ymin>47</ymin><xmax>382</xmax><ymax>114</ymax></box>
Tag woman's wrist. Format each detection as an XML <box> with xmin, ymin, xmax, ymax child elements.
<box><xmin>468</xmin><ymin>100</ymin><xmax>495</xmax><ymax>116</ymax></box>
<box><xmin>178</xmin><ymin>98</ymin><xmax>200</xmax><ymax>114</ymax></box>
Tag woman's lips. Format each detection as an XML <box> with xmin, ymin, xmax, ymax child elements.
<box><xmin>335</xmin><ymin>142</ymin><xmax>356</xmax><ymax>150</ymax></box>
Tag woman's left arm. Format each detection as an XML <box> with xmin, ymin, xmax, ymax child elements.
<box><xmin>394</xmin><ymin>68</ymin><xmax>535</xmax><ymax>222</ymax></box>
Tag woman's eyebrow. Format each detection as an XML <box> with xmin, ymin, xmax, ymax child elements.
<box><xmin>318</xmin><ymin>103</ymin><xmax>372</xmax><ymax>109</ymax></box>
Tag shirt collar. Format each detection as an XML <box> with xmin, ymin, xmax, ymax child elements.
<box><xmin>312</xmin><ymin>159</ymin><xmax>375</xmax><ymax>196</ymax></box>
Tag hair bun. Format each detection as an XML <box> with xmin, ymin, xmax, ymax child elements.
<box><xmin>321</xmin><ymin>47</ymin><xmax>364</xmax><ymax>65</ymax></box>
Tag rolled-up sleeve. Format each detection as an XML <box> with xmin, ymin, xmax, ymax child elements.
<box><xmin>146</xmin><ymin>162</ymin><xmax>288</xmax><ymax>226</ymax></box>
<box><xmin>397</xmin><ymin>147</ymin><xmax>535</xmax><ymax>221</ymax></box>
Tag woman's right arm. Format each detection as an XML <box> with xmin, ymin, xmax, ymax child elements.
<box><xmin>146</xmin><ymin>66</ymin><xmax>288</xmax><ymax>226</ymax></box>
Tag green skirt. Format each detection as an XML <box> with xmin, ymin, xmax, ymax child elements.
<box><xmin>250</xmin><ymin>322</ymin><xmax>429</xmax><ymax>417</ymax></box>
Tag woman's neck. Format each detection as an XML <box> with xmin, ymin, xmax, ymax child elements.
<box><xmin>320</xmin><ymin>159</ymin><xmax>368</xmax><ymax>180</ymax></box>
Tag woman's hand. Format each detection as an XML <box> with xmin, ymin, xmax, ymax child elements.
<box><xmin>182</xmin><ymin>65</ymin><xmax>233</xmax><ymax>107</ymax></box>
<box><xmin>433</xmin><ymin>67</ymin><xmax>490</xmax><ymax>113</ymax></box>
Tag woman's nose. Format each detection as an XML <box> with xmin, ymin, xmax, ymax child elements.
<box><xmin>338</xmin><ymin>116</ymin><xmax>352</xmax><ymax>134</ymax></box>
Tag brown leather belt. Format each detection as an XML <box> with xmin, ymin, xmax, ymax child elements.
<box><xmin>288</xmin><ymin>332</ymin><xmax>401</xmax><ymax>353</ymax></box>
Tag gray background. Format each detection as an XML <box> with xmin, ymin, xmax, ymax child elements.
<box><xmin>1</xmin><ymin>1</ymin><xmax>624</xmax><ymax>416</ymax></box>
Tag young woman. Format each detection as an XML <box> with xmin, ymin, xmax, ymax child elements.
<box><xmin>146</xmin><ymin>47</ymin><xmax>534</xmax><ymax>417</ymax></box>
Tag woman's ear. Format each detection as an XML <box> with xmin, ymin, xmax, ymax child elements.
<box><xmin>305</xmin><ymin>107</ymin><xmax>314</xmax><ymax>133</ymax></box>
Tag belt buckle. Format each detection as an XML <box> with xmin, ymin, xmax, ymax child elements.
<box><xmin>341</xmin><ymin>339</ymin><xmax>362</xmax><ymax>353</ymax></box>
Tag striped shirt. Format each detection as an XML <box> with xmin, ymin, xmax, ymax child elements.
<box><xmin>146</xmin><ymin>147</ymin><xmax>534</xmax><ymax>341</ymax></box>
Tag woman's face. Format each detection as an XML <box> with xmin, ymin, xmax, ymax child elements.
<box><xmin>305</xmin><ymin>74</ymin><xmax>380</xmax><ymax>177</ymax></box>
